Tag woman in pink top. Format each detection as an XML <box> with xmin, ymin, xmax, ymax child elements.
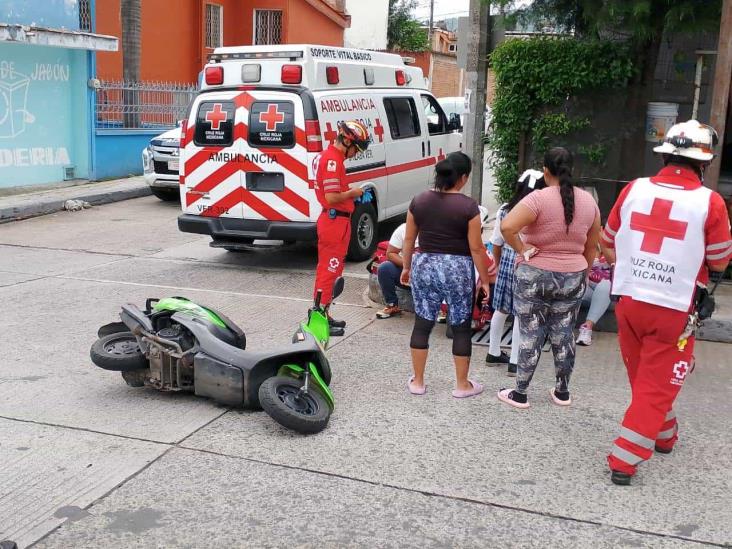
<box><xmin>497</xmin><ymin>147</ymin><xmax>601</xmax><ymax>409</ymax></box>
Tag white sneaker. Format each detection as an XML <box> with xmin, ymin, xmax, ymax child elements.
<box><xmin>576</xmin><ymin>325</ymin><xmax>593</xmax><ymax>346</ymax></box>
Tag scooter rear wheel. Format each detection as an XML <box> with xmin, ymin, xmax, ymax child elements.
<box><xmin>258</xmin><ymin>376</ymin><xmax>330</xmax><ymax>434</ymax></box>
<box><xmin>90</xmin><ymin>332</ymin><xmax>148</xmax><ymax>372</ymax></box>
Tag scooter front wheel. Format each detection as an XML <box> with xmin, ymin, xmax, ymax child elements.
<box><xmin>258</xmin><ymin>376</ymin><xmax>331</xmax><ymax>434</ymax></box>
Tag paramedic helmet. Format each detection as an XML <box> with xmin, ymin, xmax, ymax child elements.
<box><xmin>338</xmin><ymin>120</ymin><xmax>372</xmax><ymax>153</ymax></box>
<box><xmin>653</xmin><ymin>119</ymin><xmax>718</xmax><ymax>163</ymax></box>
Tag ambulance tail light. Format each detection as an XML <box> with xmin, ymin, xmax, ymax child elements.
<box><xmin>395</xmin><ymin>70</ymin><xmax>406</xmax><ymax>86</ymax></box>
<box><xmin>281</xmin><ymin>64</ymin><xmax>303</xmax><ymax>84</ymax></box>
<box><xmin>326</xmin><ymin>66</ymin><xmax>340</xmax><ymax>85</ymax></box>
<box><xmin>180</xmin><ymin>119</ymin><xmax>189</xmax><ymax>147</ymax></box>
<box><xmin>205</xmin><ymin>66</ymin><xmax>224</xmax><ymax>86</ymax></box>
<box><xmin>305</xmin><ymin>120</ymin><xmax>323</xmax><ymax>153</ymax></box>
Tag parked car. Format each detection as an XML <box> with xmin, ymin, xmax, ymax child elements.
<box><xmin>142</xmin><ymin>126</ymin><xmax>182</xmax><ymax>201</ymax></box>
<box><xmin>433</xmin><ymin>96</ymin><xmax>491</xmax><ymax>135</ymax></box>
<box><xmin>177</xmin><ymin>44</ymin><xmax>463</xmax><ymax>260</ymax></box>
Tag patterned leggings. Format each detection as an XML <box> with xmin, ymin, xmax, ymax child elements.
<box><xmin>513</xmin><ymin>263</ymin><xmax>586</xmax><ymax>395</ymax></box>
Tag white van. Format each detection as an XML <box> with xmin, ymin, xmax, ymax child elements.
<box><xmin>177</xmin><ymin>44</ymin><xmax>462</xmax><ymax>260</ymax></box>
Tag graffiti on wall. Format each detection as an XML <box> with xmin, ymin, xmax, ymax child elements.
<box><xmin>0</xmin><ymin>52</ymin><xmax>74</xmax><ymax>173</ymax></box>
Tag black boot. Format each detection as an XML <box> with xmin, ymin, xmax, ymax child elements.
<box><xmin>610</xmin><ymin>471</ymin><xmax>632</xmax><ymax>486</ymax></box>
<box><xmin>655</xmin><ymin>445</ymin><xmax>673</xmax><ymax>454</ymax></box>
<box><xmin>328</xmin><ymin>317</ymin><xmax>346</xmax><ymax>329</ymax></box>
<box><xmin>329</xmin><ymin>325</ymin><xmax>345</xmax><ymax>337</ymax></box>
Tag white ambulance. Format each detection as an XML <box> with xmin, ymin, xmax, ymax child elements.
<box><xmin>177</xmin><ymin>44</ymin><xmax>463</xmax><ymax>260</ymax></box>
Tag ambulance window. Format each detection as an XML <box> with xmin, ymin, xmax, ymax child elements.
<box><xmin>421</xmin><ymin>95</ymin><xmax>448</xmax><ymax>135</ymax></box>
<box><xmin>248</xmin><ymin>101</ymin><xmax>295</xmax><ymax>148</ymax></box>
<box><xmin>195</xmin><ymin>101</ymin><xmax>235</xmax><ymax>147</ymax></box>
<box><xmin>383</xmin><ymin>97</ymin><xmax>421</xmax><ymax>140</ymax></box>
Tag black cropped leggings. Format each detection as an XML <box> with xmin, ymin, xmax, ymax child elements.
<box><xmin>410</xmin><ymin>315</ymin><xmax>473</xmax><ymax>357</ymax></box>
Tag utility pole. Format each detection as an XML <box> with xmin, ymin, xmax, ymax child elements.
<box><xmin>428</xmin><ymin>0</ymin><xmax>435</xmax><ymax>48</ymax></box>
<box><xmin>463</xmin><ymin>0</ymin><xmax>490</xmax><ymax>202</ymax></box>
<box><xmin>705</xmin><ymin>0</ymin><xmax>732</xmax><ymax>191</ymax></box>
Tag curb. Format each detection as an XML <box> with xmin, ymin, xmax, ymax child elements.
<box><xmin>0</xmin><ymin>184</ymin><xmax>152</xmax><ymax>224</ymax></box>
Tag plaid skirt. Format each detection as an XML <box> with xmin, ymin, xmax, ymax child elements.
<box><xmin>492</xmin><ymin>246</ymin><xmax>517</xmax><ymax>314</ymax></box>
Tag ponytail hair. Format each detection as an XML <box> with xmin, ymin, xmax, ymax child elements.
<box><xmin>434</xmin><ymin>151</ymin><xmax>472</xmax><ymax>191</ymax></box>
<box><xmin>544</xmin><ymin>147</ymin><xmax>574</xmax><ymax>231</ymax></box>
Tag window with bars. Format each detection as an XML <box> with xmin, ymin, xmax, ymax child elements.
<box><xmin>205</xmin><ymin>4</ymin><xmax>223</xmax><ymax>49</ymax></box>
<box><xmin>254</xmin><ymin>10</ymin><xmax>283</xmax><ymax>45</ymax></box>
<box><xmin>78</xmin><ymin>0</ymin><xmax>91</xmax><ymax>31</ymax></box>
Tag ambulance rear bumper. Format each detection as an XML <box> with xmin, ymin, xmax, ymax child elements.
<box><xmin>178</xmin><ymin>214</ymin><xmax>317</xmax><ymax>242</ymax></box>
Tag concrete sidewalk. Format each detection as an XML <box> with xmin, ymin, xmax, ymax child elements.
<box><xmin>0</xmin><ymin>177</ymin><xmax>151</xmax><ymax>224</ymax></box>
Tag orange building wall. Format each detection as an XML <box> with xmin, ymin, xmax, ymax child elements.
<box><xmin>285</xmin><ymin>0</ymin><xmax>343</xmax><ymax>46</ymax></box>
<box><xmin>96</xmin><ymin>0</ymin><xmax>204</xmax><ymax>82</ymax></box>
<box><xmin>96</xmin><ymin>0</ymin><xmax>345</xmax><ymax>83</ymax></box>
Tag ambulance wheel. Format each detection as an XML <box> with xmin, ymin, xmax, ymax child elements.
<box><xmin>151</xmin><ymin>188</ymin><xmax>179</xmax><ymax>202</ymax></box>
<box><xmin>347</xmin><ymin>203</ymin><xmax>377</xmax><ymax>262</ymax></box>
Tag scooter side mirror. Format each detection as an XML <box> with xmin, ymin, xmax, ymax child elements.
<box><xmin>332</xmin><ymin>277</ymin><xmax>345</xmax><ymax>300</ymax></box>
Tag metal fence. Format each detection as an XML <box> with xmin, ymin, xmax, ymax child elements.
<box><xmin>95</xmin><ymin>80</ymin><xmax>197</xmax><ymax>130</ymax></box>
<box><xmin>79</xmin><ymin>0</ymin><xmax>92</xmax><ymax>31</ymax></box>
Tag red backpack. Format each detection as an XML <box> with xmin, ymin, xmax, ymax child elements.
<box><xmin>366</xmin><ymin>240</ymin><xmax>390</xmax><ymax>274</ymax></box>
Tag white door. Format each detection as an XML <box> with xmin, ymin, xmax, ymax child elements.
<box><xmin>421</xmin><ymin>94</ymin><xmax>455</xmax><ymax>175</ymax></box>
<box><xmin>382</xmin><ymin>94</ymin><xmax>432</xmax><ymax>218</ymax></box>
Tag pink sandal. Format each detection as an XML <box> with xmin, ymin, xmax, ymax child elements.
<box><xmin>452</xmin><ymin>379</ymin><xmax>484</xmax><ymax>399</ymax></box>
<box><xmin>408</xmin><ymin>376</ymin><xmax>427</xmax><ymax>395</ymax></box>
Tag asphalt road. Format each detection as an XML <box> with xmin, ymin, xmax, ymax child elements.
<box><xmin>1</xmin><ymin>196</ymin><xmax>730</xmax><ymax>548</ymax></box>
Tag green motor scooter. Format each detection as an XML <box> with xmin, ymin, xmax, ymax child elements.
<box><xmin>90</xmin><ymin>278</ymin><xmax>344</xmax><ymax>435</ymax></box>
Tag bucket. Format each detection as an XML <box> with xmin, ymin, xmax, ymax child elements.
<box><xmin>646</xmin><ymin>102</ymin><xmax>679</xmax><ymax>143</ymax></box>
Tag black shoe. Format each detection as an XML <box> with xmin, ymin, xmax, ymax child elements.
<box><xmin>328</xmin><ymin>317</ymin><xmax>346</xmax><ymax>329</ymax></box>
<box><xmin>507</xmin><ymin>363</ymin><xmax>517</xmax><ymax>377</ymax></box>
<box><xmin>610</xmin><ymin>471</ymin><xmax>632</xmax><ymax>486</ymax></box>
<box><xmin>486</xmin><ymin>351</ymin><xmax>511</xmax><ymax>365</ymax></box>
<box><xmin>655</xmin><ymin>445</ymin><xmax>673</xmax><ymax>454</ymax></box>
<box><xmin>1</xmin><ymin>541</ymin><xmax>19</xmax><ymax>549</ymax></box>
<box><xmin>329</xmin><ymin>326</ymin><xmax>345</xmax><ymax>337</ymax></box>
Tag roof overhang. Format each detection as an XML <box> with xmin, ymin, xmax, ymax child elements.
<box><xmin>304</xmin><ymin>0</ymin><xmax>351</xmax><ymax>29</ymax></box>
<box><xmin>0</xmin><ymin>24</ymin><xmax>118</xmax><ymax>51</ymax></box>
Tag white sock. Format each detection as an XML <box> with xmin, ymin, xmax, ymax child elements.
<box><xmin>489</xmin><ymin>310</ymin><xmax>508</xmax><ymax>356</ymax></box>
<box><xmin>510</xmin><ymin>317</ymin><xmax>520</xmax><ymax>364</ymax></box>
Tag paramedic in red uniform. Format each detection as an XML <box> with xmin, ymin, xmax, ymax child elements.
<box><xmin>313</xmin><ymin>120</ymin><xmax>372</xmax><ymax>335</ymax></box>
<box><xmin>601</xmin><ymin>120</ymin><xmax>732</xmax><ymax>486</ymax></box>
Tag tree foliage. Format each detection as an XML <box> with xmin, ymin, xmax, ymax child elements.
<box><xmin>387</xmin><ymin>0</ymin><xmax>429</xmax><ymax>51</ymax></box>
<box><xmin>512</xmin><ymin>0</ymin><xmax>722</xmax><ymax>41</ymax></box>
<box><xmin>489</xmin><ymin>38</ymin><xmax>634</xmax><ymax>201</ymax></box>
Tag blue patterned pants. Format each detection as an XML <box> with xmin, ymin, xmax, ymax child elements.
<box><xmin>411</xmin><ymin>253</ymin><xmax>475</xmax><ymax>326</ymax></box>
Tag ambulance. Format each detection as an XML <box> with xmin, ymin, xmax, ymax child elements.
<box><xmin>177</xmin><ymin>44</ymin><xmax>463</xmax><ymax>260</ymax></box>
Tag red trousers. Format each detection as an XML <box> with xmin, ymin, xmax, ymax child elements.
<box><xmin>607</xmin><ymin>297</ymin><xmax>695</xmax><ymax>475</ymax></box>
<box><xmin>314</xmin><ymin>213</ymin><xmax>350</xmax><ymax>306</ymax></box>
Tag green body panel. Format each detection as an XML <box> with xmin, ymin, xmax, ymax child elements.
<box><xmin>278</xmin><ymin>363</ymin><xmax>334</xmax><ymax>409</ymax></box>
<box><xmin>301</xmin><ymin>309</ymin><xmax>330</xmax><ymax>348</ymax></box>
<box><xmin>153</xmin><ymin>297</ymin><xmax>227</xmax><ymax>329</ymax></box>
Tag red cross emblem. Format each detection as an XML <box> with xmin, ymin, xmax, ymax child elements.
<box><xmin>630</xmin><ymin>198</ymin><xmax>688</xmax><ymax>254</ymax></box>
<box><xmin>373</xmin><ymin>118</ymin><xmax>385</xmax><ymax>143</ymax></box>
<box><xmin>324</xmin><ymin>122</ymin><xmax>338</xmax><ymax>146</ymax></box>
<box><xmin>205</xmin><ymin>103</ymin><xmax>227</xmax><ymax>131</ymax></box>
<box><xmin>258</xmin><ymin>104</ymin><xmax>285</xmax><ymax>132</ymax></box>
<box><xmin>673</xmin><ymin>361</ymin><xmax>689</xmax><ymax>380</ymax></box>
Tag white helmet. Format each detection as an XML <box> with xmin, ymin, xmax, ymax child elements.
<box><xmin>653</xmin><ymin>119</ymin><xmax>718</xmax><ymax>162</ymax></box>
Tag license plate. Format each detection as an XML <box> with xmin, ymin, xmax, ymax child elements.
<box><xmin>246</xmin><ymin>172</ymin><xmax>284</xmax><ymax>192</ymax></box>
<box><xmin>168</xmin><ymin>160</ymin><xmax>179</xmax><ymax>171</ymax></box>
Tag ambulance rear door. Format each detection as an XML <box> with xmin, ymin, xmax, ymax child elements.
<box><xmin>181</xmin><ymin>89</ymin><xmax>313</xmax><ymax>225</ymax></box>
<box><xmin>181</xmin><ymin>91</ymin><xmax>244</xmax><ymax>220</ymax></box>
<box><xmin>235</xmin><ymin>89</ymin><xmax>313</xmax><ymax>224</ymax></box>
